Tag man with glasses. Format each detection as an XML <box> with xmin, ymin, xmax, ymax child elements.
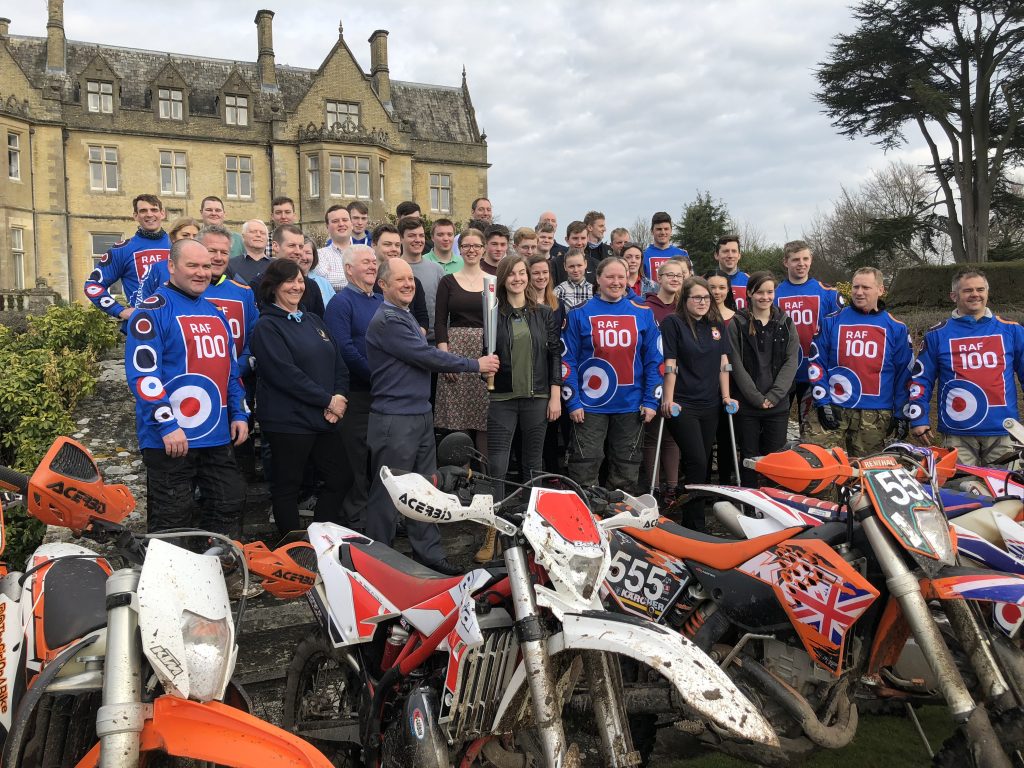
<box><xmin>907</xmin><ymin>269</ymin><xmax>1024</xmax><ymax>466</ymax></box>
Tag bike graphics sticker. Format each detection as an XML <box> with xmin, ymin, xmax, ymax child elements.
<box><xmin>588</xmin><ymin>314</ymin><xmax>639</xmax><ymax>388</ymax></box>
<box><xmin>778</xmin><ymin>294</ymin><xmax>820</xmax><ymax>356</ymax></box>
<box><xmin>132</xmin><ymin>248</ymin><xmax>169</xmax><ymax>282</ymax></box>
<box><xmin>949</xmin><ymin>334</ymin><xmax>1006</xmax><ymax>408</ymax></box>
<box><xmin>832</xmin><ymin>324</ymin><xmax>887</xmax><ymax>405</ymax></box>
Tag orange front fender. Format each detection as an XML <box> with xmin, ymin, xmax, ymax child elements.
<box><xmin>75</xmin><ymin>696</ymin><xmax>333</xmax><ymax>767</ymax></box>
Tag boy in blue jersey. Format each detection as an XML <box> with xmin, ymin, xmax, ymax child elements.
<box><xmin>714</xmin><ymin>235</ymin><xmax>749</xmax><ymax>310</ymax></box>
<box><xmin>774</xmin><ymin>240</ymin><xmax>844</xmax><ymax>434</ymax></box>
<box><xmin>908</xmin><ymin>270</ymin><xmax>1024</xmax><ymax>465</ymax></box>
<box><xmin>84</xmin><ymin>194</ymin><xmax>170</xmax><ymax>320</ymax></box>
<box><xmin>806</xmin><ymin>267</ymin><xmax>912</xmax><ymax>455</ymax></box>
<box><xmin>643</xmin><ymin>211</ymin><xmax>688</xmax><ymax>281</ymax></box>
<box><xmin>125</xmin><ymin>238</ymin><xmax>249</xmax><ymax>535</ymax></box>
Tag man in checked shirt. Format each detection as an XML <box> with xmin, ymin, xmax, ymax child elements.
<box><xmin>316</xmin><ymin>205</ymin><xmax>353</xmax><ymax>291</ymax></box>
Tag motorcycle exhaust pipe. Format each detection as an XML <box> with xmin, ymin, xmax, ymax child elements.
<box><xmin>732</xmin><ymin>655</ymin><xmax>859</xmax><ymax>750</ymax></box>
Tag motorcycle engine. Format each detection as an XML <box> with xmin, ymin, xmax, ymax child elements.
<box><xmin>381</xmin><ymin>686</ymin><xmax>449</xmax><ymax>768</ymax></box>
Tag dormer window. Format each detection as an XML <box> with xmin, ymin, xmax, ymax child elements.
<box><xmin>158</xmin><ymin>88</ymin><xmax>184</xmax><ymax>120</ymax></box>
<box><xmin>326</xmin><ymin>100</ymin><xmax>359</xmax><ymax>130</ymax></box>
<box><xmin>86</xmin><ymin>80</ymin><xmax>113</xmax><ymax>113</ymax></box>
<box><xmin>225</xmin><ymin>94</ymin><xmax>249</xmax><ymax>126</ymax></box>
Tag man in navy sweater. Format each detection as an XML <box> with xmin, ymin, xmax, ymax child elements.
<box><xmin>324</xmin><ymin>245</ymin><xmax>381</xmax><ymax>530</ymax></box>
<box><xmin>365</xmin><ymin>258</ymin><xmax>499</xmax><ymax>574</ymax></box>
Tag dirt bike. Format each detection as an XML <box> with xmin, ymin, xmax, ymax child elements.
<box><xmin>245</xmin><ymin>435</ymin><xmax>778</xmax><ymax>768</ymax></box>
<box><xmin>0</xmin><ymin>436</ymin><xmax>331</xmax><ymax>767</ymax></box>
<box><xmin>650</xmin><ymin>442</ymin><xmax>1022</xmax><ymax>766</ymax></box>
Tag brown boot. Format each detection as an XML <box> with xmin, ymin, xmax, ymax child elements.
<box><xmin>474</xmin><ymin>528</ymin><xmax>499</xmax><ymax>563</ymax></box>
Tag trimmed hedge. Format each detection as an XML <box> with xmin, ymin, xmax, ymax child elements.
<box><xmin>887</xmin><ymin>262</ymin><xmax>1024</xmax><ymax>311</ymax></box>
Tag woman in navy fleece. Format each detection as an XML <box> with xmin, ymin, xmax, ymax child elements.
<box><xmin>251</xmin><ymin>259</ymin><xmax>353</xmax><ymax>536</ymax></box>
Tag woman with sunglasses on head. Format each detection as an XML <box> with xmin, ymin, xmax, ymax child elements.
<box><xmin>641</xmin><ymin>257</ymin><xmax>690</xmax><ymax>504</ymax></box>
<box><xmin>727</xmin><ymin>271</ymin><xmax>799</xmax><ymax>487</ymax></box>
<box><xmin>661</xmin><ymin>277</ymin><xmax>737</xmax><ymax>530</ymax></box>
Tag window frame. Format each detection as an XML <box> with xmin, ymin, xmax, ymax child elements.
<box><xmin>378</xmin><ymin>159</ymin><xmax>386</xmax><ymax>202</ymax></box>
<box><xmin>429</xmin><ymin>172</ymin><xmax>452</xmax><ymax>214</ymax></box>
<box><xmin>157</xmin><ymin>87</ymin><xmax>184</xmax><ymax>121</ymax></box>
<box><xmin>86</xmin><ymin>80</ymin><xmax>114</xmax><ymax>114</ymax></box>
<box><xmin>328</xmin><ymin>153</ymin><xmax>371</xmax><ymax>199</ymax></box>
<box><xmin>224</xmin><ymin>93</ymin><xmax>249</xmax><ymax>127</ymax></box>
<box><xmin>158</xmin><ymin>149</ymin><xmax>188</xmax><ymax>196</ymax></box>
<box><xmin>225</xmin><ymin>154</ymin><xmax>253</xmax><ymax>200</ymax></box>
<box><xmin>325</xmin><ymin>100</ymin><xmax>360</xmax><ymax>130</ymax></box>
<box><xmin>7</xmin><ymin>132</ymin><xmax>21</xmax><ymax>181</ymax></box>
<box><xmin>91</xmin><ymin>232</ymin><xmax>123</xmax><ymax>265</ymax></box>
<box><xmin>88</xmin><ymin>144</ymin><xmax>119</xmax><ymax>192</ymax></box>
<box><xmin>10</xmin><ymin>227</ymin><xmax>25</xmax><ymax>290</ymax></box>
<box><xmin>307</xmin><ymin>154</ymin><xmax>320</xmax><ymax>199</ymax></box>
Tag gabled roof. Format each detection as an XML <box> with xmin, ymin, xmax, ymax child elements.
<box><xmin>3</xmin><ymin>34</ymin><xmax>480</xmax><ymax>144</ymax></box>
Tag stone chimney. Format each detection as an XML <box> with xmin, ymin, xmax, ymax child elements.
<box><xmin>0</xmin><ymin>19</ymin><xmax>10</xmax><ymax>38</ymax></box>
<box><xmin>45</xmin><ymin>0</ymin><xmax>66</xmax><ymax>73</ymax></box>
<box><xmin>254</xmin><ymin>10</ymin><xmax>277</xmax><ymax>90</ymax></box>
<box><xmin>369</xmin><ymin>30</ymin><xmax>391</xmax><ymax>105</ymax></box>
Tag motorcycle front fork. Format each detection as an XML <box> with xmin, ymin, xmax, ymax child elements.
<box><xmin>95</xmin><ymin>567</ymin><xmax>145</xmax><ymax>768</ymax></box>
<box><xmin>860</xmin><ymin>516</ymin><xmax>1012</xmax><ymax>768</ymax></box>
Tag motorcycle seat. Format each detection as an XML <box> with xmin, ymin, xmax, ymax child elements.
<box><xmin>42</xmin><ymin>558</ymin><xmax>108</xmax><ymax>652</ymax></box>
<box><xmin>630</xmin><ymin>519</ymin><xmax>802</xmax><ymax>571</ymax></box>
<box><xmin>347</xmin><ymin>541</ymin><xmax>465</xmax><ymax>611</ymax></box>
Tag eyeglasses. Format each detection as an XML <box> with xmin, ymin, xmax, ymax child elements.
<box><xmin>461</xmin><ymin>244</ymin><xmax>483</xmax><ymax>251</ymax></box>
<box><xmin>688</xmin><ymin>295</ymin><xmax>711</xmax><ymax>303</ymax></box>
<box><xmin>660</xmin><ymin>272</ymin><xmax>684</xmax><ymax>279</ymax></box>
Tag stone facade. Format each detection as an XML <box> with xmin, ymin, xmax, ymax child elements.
<box><xmin>0</xmin><ymin>5</ymin><xmax>489</xmax><ymax>300</ymax></box>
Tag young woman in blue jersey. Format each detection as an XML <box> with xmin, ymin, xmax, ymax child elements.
<box><xmin>250</xmin><ymin>259</ymin><xmax>353</xmax><ymax>537</ymax></box>
<box><xmin>727</xmin><ymin>272</ymin><xmax>799</xmax><ymax>487</ymax></box>
<box><xmin>562</xmin><ymin>257</ymin><xmax>662</xmax><ymax>492</ymax></box>
<box><xmin>661</xmin><ymin>277</ymin><xmax>738</xmax><ymax>530</ymax></box>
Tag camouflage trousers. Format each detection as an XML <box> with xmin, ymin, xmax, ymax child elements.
<box><xmin>803</xmin><ymin>407</ymin><xmax>892</xmax><ymax>458</ymax></box>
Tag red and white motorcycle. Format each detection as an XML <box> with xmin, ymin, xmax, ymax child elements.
<box><xmin>253</xmin><ymin>455</ymin><xmax>779</xmax><ymax>767</ymax></box>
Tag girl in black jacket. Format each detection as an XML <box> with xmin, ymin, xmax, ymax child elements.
<box><xmin>250</xmin><ymin>259</ymin><xmax>353</xmax><ymax>536</ymax></box>
<box><xmin>477</xmin><ymin>254</ymin><xmax>561</xmax><ymax>560</ymax></box>
<box><xmin>727</xmin><ymin>271</ymin><xmax>799</xmax><ymax>487</ymax></box>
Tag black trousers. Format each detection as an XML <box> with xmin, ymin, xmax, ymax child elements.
<box><xmin>339</xmin><ymin>389</ymin><xmax>372</xmax><ymax>531</ymax></box>
<box><xmin>734</xmin><ymin>408</ymin><xmax>790</xmax><ymax>487</ymax></box>
<box><xmin>142</xmin><ymin>444</ymin><xmax>245</xmax><ymax>537</ymax></box>
<box><xmin>264</xmin><ymin>430</ymin><xmax>353</xmax><ymax>538</ymax></box>
<box><xmin>665</xmin><ymin>405</ymin><xmax>719</xmax><ymax>531</ymax></box>
<box><xmin>487</xmin><ymin>398</ymin><xmax>548</xmax><ymax>500</ymax></box>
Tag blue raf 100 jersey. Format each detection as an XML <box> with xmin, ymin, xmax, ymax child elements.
<box><xmin>775</xmin><ymin>278</ymin><xmax>845</xmax><ymax>383</ymax></box>
<box><xmin>808</xmin><ymin>305</ymin><xmax>912</xmax><ymax>413</ymax></box>
<box><xmin>125</xmin><ymin>285</ymin><xmax>246</xmax><ymax>450</ymax></box>
<box><xmin>906</xmin><ymin>312</ymin><xmax>1024</xmax><ymax>436</ymax></box>
<box><xmin>561</xmin><ymin>296</ymin><xmax>662</xmax><ymax>415</ymax></box>
<box><xmin>83</xmin><ymin>229</ymin><xmax>170</xmax><ymax>318</ymax></box>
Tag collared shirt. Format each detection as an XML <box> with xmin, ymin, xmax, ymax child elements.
<box><xmin>555</xmin><ymin>279</ymin><xmax>593</xmax><ymax>310</ymax></box>
<box><xmin>228</xmin><ymin>252</ymin><xmax>272</xmax><ymax>286</ymax></box>
<box><xmin>315</xmin><ymin>244</ymin><xmax>348</xmax><ymax>291</ymax></box>
<box><xmin>424</xmin><ymin>249</ymin><xmax>464</xmax><ymax>275</ymax></box>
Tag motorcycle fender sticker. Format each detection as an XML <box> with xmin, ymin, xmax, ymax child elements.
<box><xmin>604</xmin><ymin>532</ymin><xmax>686</xmax><ymax>621</ymax></box>
<box><xmin>0</xmin><ymin>594</ymin><xmax>18</xmax><ymax>730</ymax></box>
<box><xmin>925</xmin><ymin>572</ymin><xmax>1024</xmax><ymax>605</ymax></box>
<box><xmin>738</xmin><ymin>540</ymin><xmax>879</xmax><ymax>676</ymax></box>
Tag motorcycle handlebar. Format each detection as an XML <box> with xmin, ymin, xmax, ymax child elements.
<box><xmin>0</xmin><ymin>464</ymin><xmax>29</xmax><ymax>496</ymax></box>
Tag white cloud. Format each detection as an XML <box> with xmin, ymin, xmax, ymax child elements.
<box><xmin>9</xmin><ymin>0</ymin><xmax>927</xmax><ymax>245</ymax></box>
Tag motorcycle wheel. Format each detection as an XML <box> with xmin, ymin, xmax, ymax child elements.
<box><xmin>18</xmin><ymin>692</ymin><xmax>100</xmax><ymax>768</ymax></box>
<box><xmin>932</xmin><ymin>707</ymin><xmax>1024</xmax><ymax>767</ymax></box>
<box><xmin>282</xmin><ymin>631</ymin><xmax>362</xmax><ymax>768</ymax></box>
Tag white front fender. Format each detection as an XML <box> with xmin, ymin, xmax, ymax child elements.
<box><xmin>491</xmin><ymin>611</ymin><xmax>778</xmax><ymax>747</ymax></box>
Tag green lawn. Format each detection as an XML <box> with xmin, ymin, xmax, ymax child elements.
<box><xmin>663</xmin><ymin>707</ymin><xmax>955</xmax><ymax>767</ymax></box>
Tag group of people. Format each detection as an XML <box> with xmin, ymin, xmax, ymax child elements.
<box><xmin>85</xmin><ymin>192</ymin><xmax>1024</xmax><ymax>572</ymax></box>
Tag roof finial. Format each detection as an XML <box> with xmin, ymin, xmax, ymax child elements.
<box><xmin>462</xmin><ymin>64</ymin><xmax>467</xmax><ymax>84</ymax></box>
<box><xmin>338</xmin><ymin>19</ymin><xmax>344</xmax><ymax>38</ymax></box>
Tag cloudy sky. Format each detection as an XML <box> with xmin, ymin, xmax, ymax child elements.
<box><xmin>11</xmin><ymin>0</ymin><xmax>929</xmax><ymax>244</ymax></box>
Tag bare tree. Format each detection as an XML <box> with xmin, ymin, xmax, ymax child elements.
<box><xmin>629</xmin><ymin>215</ymin><xmax>652</xmax><ymax>249</ymax></box>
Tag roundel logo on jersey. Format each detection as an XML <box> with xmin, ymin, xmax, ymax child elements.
<box><xmin>904</xmin><ymin>402</ymin><xmax>924</xmax><ymax>421</ymax></box>
<box><xmin>812</xmin><ymin>385</ymin><xmax>828</xmax><ymax>402</ymax></box>
<box><xmin>560</xmin><ymin>338</ymin><xmax>568</xmax><ymax>357</ymax></box>
<box><xmin>909</xmin><ymin>382</ymin><xmax>924</xmax><ymax>400</ymax></box>
<box><xmin>654</xmin><ymin>384</ymin><xmax>663</xmax><ymax>400</ymax></box>
<box><xmin>133</xmin><ymin>345</ymin><xmax>158</xmax><ymax>373</ymax></box>
<box><xmin>940</xmin><ymin>379</ymin><xmax>989</xmax><ymax>431</ymax></box>
<box><xmin>165</xmin><ymin>373</ymin><xmax>224</xmax><ymax>440</ymax></box>
<box><xmin>828</xmin><ymin>366</ymin><xmax>863</xmax><ymax>408</ymax></box>
<box><xmin>807</xmin><ymin>363</ymin><xmax>824</xmax><ymax>383</ymax></box>
<box><xmin>136</xmin><ymin>375</ymin><xmax>165</xmax><ymax>402</ymax></box>
<box><xmin>561</xmin><ymin>384</ymin><xmax>574</xmax><ymax>402</ymax></box>
<box><xmin>130</xmin><ymin>314</ymin><xmax>157</xmax><ymax>340</ymax></box>
<box><xmin>579</xmin><ymin>357</ymin><xmax>618</xmax><ymax>408</ymax></box>
<box><xmin>912</xmin><ymin>359</ymin><xmax>926</xmax><ymax>378</ymax></box>
<box><xmin>561</xmin><ymin>361</ymin><xmax>571</xmax><ymax>380</ymax></box>
<box><xmin>98</xmin><ymin>253</ymin><xmax>112</xmax><ymax>266</ymax></box>
<box><xmin>85</xmin><ymin>277</ymin><xmax>104</xmax><ymax>295</ymax></box>
<box><xmin>141</xmin><ymin>294</ymin><xmax>166</xmax><ymax>309</ymax></box>
<box><xmin>656</xmin><ymin>335</ymin><xmax>663</xmax><ymax>357</ymax></box>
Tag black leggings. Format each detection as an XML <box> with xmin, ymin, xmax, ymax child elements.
<box><xmin>665</xmin><ymin>404</ymin><xmax>719</xmax><ymax>531</ymax></box>
<box><xmin>264</xmin><ymin>430</ymin><xmax>353</xmax><ymax>537</ymax></box>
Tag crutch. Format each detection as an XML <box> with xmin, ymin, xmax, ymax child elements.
<box><xmin>724</xmin><ymin>401</ymin><xmax>742</xmax><ymax>486</ymax></box>
<box><xmin>649</xmin><ymin>403</ymin><xmax>680</xmax><ymax>496</ymax></box>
